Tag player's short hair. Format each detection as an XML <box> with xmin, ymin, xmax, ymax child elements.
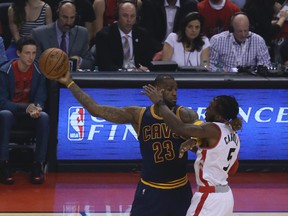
<box><xmin>154</xmin><ymin>74</ymin><xmax>175</xmax><ymax>86</ymax></box>
<box><xmin>213</xmin><ymin>95</ymin><xmax>239</xmax><ymax>121</ymax></box>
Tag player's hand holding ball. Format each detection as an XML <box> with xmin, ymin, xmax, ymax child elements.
<box><xmin>39</xmin><ymin>48</ymin><xmax>70</xmax><ymax>80</ymax></box>
<box><xmin>57</xmin><ymin>67</ymin><xmax>73</xmax><ymax>87</ymax></box>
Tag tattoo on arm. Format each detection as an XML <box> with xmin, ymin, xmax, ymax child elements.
<box><xmin>68</xmin><ymin>83</ymin><xmax>136</xmax><ymax>124</ymax></box>
<box><xmin>181</xmin><ymin>107</ymin><xmax>199</xmax><ymax>123</ymax></box>
<box><xmin>70</xmin><ymin>84</ymin><xmax>98</xmax><ymax>110</ymax></box>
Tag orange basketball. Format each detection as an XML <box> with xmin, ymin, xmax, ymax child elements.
<box><xmin>39</xmin><ymin>48</ymin><xmax>69</xmax><ymax>80</ymax></box>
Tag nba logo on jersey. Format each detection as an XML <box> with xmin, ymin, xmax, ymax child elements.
<box><xmin>67</xmin><ymin>106</ymin><xmax>85</xmax><ymax>141</ymax></box>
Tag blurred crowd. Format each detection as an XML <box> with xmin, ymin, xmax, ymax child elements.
<box><xmin>0</xmin><ymin>0</ymin><xmax>288</xmax><ymax>72</ymax></box>
<box><xmin>0</xmin><ymin>0</ymin><xmax>287</xmax><ymax>186</ymax></box>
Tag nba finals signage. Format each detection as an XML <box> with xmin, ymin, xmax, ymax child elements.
<box><xmin>57</xmin><ymin>88</ymin><xmax>288</xmax><ymax>161</ymax></box>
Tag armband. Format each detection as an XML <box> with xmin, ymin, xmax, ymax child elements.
<box><xmin>192</xmin><ymin>120</ymin><xmax>204</xmax><ymax>146</ymax></box>
<box><xmin>193</xmin><ymin>120</ymin><xmax>204</xmax><ymax>126</ymax></box>
<box><xmin>67</xmin><ymin>81</ymin><xmax>75</xmax><ymax>88</ymax></box>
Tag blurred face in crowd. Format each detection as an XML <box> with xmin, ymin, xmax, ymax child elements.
<box><xmin>232</xmin><ymin>14</ymin><xmax>250</xmax><ymax>43</ymax></box>
<box><xmin>17</xmin><ymin>44</ymin><xmax>36</xmax><ymax>71</ymax></box>
<box><xmin>118</xmin><ymin>2</ymin><xmax>136</xmax><ymax>34</ymax></box>
<box><xmin>185</xmin><ymin>19</ymin><xmax>201</xmax><ymax>40</ymax></box>
<box><xmin>57</xmin><ymin>3</ymin><xmax>77</xmax><ymax>33</ymax></box>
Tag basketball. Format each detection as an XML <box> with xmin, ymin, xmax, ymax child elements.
<box><xmin>39</xmin><ymin>48</ymin><xmax>69</xmax><ymax>80</ymax></box>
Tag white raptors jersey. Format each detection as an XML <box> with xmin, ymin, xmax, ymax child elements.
<box><xmin>194</xmin><ymin>122</ymin><xmax>240</xmax><ymax>187</ymax></box>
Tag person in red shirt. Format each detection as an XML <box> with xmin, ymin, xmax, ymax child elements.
<box><xmin>198</xmin><ymin>0</ymin><xmax>240</xmax><ymax>38</ymax></box>
<box><xmin>93</xmin><ymin>0</ymin><xmax>141</xmax><ymax>34</ymax></box>
<box><xmin>0</xmin><ymin>36</ymin><xmax>49</xmax><ymax>185</ymax></box>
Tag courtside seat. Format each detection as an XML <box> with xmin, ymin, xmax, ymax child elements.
<box><xmin>9</xmin><ymin>129</ymin><xmax>36</xmax><ymax>148</ymax></box>
<box><xmin>9</xmin><ymin>129</ymin><xmax>36</xmax><ymax>170</ymax></box>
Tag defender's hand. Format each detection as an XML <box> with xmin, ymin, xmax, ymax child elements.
<box><xmin>179</xmin><ymin>138</ymin><xmax>198</xmax><ymax>158</ymax></box>
<box><xmin>142</xmin><ymin>84</ymin><xmax>164</xmax><ymax>104</ymax></box>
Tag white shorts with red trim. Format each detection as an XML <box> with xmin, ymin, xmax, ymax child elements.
<box><xmin>186</xmin><ymin>186</ymin><xmax>234</xmax><ymax>216</ymax></box>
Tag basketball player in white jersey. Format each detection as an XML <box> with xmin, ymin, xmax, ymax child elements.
<box><xmin>143</xmin><ymin>85</ymin><xmax>242</xmax><ymax>216</ymax></box>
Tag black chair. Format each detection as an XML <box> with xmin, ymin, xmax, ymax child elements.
<box><xmin>9</xmin><ymin>129</ymin><xmax>36</xmax><ymax>147</ymax></box>
<box><xmin>0</xmin><ymin>2</ymin><xmax>12</xmax><ymax>49</ymax></box>
<box><xmin>9</xmin><ymin>129</ymin><xmax>36</xmax><ymax>170</ymax></box>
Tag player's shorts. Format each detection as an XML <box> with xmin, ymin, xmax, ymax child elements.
<box><xmin>130</xmin><ymin>180</ymin><xmax>192</xmax><ymax>216</ymax></box>
<box><xmin>186</xmin><ymin>186</ymin><xmax>234</xmax><ymax>216</ymax></box>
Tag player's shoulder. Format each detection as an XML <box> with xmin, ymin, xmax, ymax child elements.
<box><xmin>179</xmin><ymin>106</ymin><xmax>199</xmax><ymax>123</ymax></box>
<box><xmin>124</xmin><ymin>106</ymin><xmax>146</xmax><ymax>125</ymax></box>
<box><xmin>124</xmin><ymin>106</ymin><xmax>145</xmax><ymax>115</ymax></box>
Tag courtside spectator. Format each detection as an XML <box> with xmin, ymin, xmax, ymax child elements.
<box><xmin>162</xmin><ymin>12</ymin><xmax>210</xmax><ymax>67</ymax></box>
<box><xmin>243</xmin><ymin>0</ymin><xmax>288</xmax><ymax>63</ymax></box>
<box><xmin>31</xmin><ymin>0</ymin><xmax>94</xmax><ymax>70</ymax></box>
<box><xmin>44</xmin><ymin>0</ymin><xmax>96</xmax><ymax>45</ymax></box>
<box><xmin>198</xmin><ymin>0</ymin><xmax>240</xmax><ymax>38</ymax></box>
<box><xmin>6</xmin><ymin>0</ymin><xmax>52</xmax><ymax>60</ymax></box>
<box><xmin>139</xmin><ymin>0</ymin><xmax>198</xmax><ymax>45</ymax></box>
<box><xmin>210</xmin><ymin>12</ymin><xmax>272</xmax><ymax>72</ymax></box>
<box><xmin>0</xmin><ymin>37</ymin><xmax>49</xmax><ymax>185</ymax></box>
<box><xmin>93</xmin><ymin>0</ymin><xmax>141</xmax><ymax>34</ymax></box>
<box><xmin>95</xmin><ymin>1</ymin><xmax>161</xmax><ymax>71</ymax></box>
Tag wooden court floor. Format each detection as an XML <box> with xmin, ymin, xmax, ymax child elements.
<box><xmin>0</xmin><ymin>171</ymin><xmax>287</xmax><ymax>215</ymax></box>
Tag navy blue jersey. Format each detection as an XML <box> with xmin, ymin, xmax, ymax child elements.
<box><xmin>137</xmin><ymin>105</ymin><xmax>188</xmax><ymax>189</ymax></box>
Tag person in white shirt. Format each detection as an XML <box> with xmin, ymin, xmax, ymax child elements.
<box><xmin>210</xmin><ymin>12</ymin><xmax>272</xmax><ymax>72</ymax></box>
<box><xmin>162</xmin><ymin>12</ymin><xmax>210</xmax><ymax>67</ymax></box>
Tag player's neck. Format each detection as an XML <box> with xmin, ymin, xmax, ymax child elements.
<box><xmin>153</xmin><ymin>105</ymin><xmax>174</xmax><ymax>117</ymax></box>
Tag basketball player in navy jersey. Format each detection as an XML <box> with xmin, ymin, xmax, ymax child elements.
<box><xmin>56</xmin><ymin>72</ymin><xmax>199</xmax><ymax>216</ymax></box>
<box><xmin>143</xmin><ymin>85</ymin><xmax>242</xmax><ymax>216</ymax></box>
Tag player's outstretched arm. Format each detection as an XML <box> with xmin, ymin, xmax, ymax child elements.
<box><xmin>57</xmin><ymin>72</ymin><xmax>139</xmax><ymax>124</ymax></box>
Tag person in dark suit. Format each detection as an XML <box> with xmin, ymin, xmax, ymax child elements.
<box><xmin>31</xmin><ymin>0</ymin><xmax>94</xmax><ymax>70</ymax></box>
<box><xmin>95</xmin><ymin>1</ymin><xmax>162</xmax><ymax>72</ymax></box>
<box><xmin>43</xmin><ymin>0</ymin><xmax>96</xmax><ymax>45</ymax></box>
<box><xmin>139</xmin><ymin>0</ymin><xmax>198</xmax><ymax>45</ymax></box>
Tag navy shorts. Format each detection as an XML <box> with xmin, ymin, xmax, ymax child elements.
<box><xmin>130</xmin><ymin>181</ymin><xmax>192</xmax><ymax>216</ymax></box>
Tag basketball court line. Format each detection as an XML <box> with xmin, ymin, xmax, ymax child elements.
<box><xmin>1</xmin><ymin>213</ymin><xmax>288</xmax><ymax>216</ymax></box>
